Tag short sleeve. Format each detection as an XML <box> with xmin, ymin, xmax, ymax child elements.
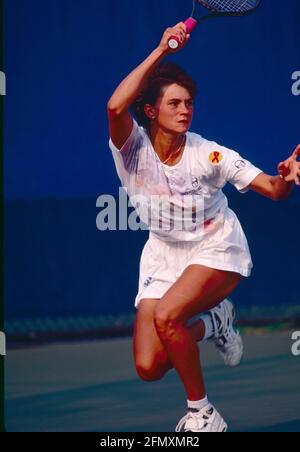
<box><xmin>220</xmin><ymin>148</ymin><xmax>263</xmax><ymax>194</ymax></box>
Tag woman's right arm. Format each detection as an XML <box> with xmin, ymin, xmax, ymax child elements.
<box><xmin>107</xmin><ymin>23</ymin><xmax>188</xmax><ymax>150</ymax></box>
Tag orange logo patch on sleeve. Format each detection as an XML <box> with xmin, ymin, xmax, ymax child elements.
<box><xmin>209</xmin><ymin>151</ymin><xmax>223</xmax><ymax>165</ymax></box>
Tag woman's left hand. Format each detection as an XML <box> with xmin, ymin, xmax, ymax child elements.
<box><xmin>277</xmin><ymin>144</ymin><xmax>300</xmax><ymax>185</ymax></box>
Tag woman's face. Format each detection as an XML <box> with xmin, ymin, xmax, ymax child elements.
<box><xmin>149</xmin><ymin>83</ymin><xmax>194</xmax><ymax>134</ymax></box>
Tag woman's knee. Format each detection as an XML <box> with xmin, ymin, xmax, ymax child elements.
<box><xmin>153</xmin><ymin>303</ymin><xmax>182</xmax><ymax>338</ymax></box>
<box><xmin>135</xmin><ymin>360</ymin><xmax>167</xmax><ymax>382</ymax></box>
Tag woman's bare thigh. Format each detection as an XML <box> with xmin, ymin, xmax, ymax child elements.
<box><xmin>155</xmin><ymin>264</ymin><xmax>243</xmax><ymax>326</ymax></box>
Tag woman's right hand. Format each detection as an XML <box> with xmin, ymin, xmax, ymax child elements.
<box><xmin>158</xmin><ymin>23</ymin><xmax>190</xmax><ymax>54</ymax></box>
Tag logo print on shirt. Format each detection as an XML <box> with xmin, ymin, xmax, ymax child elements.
<box><xmin>209</xmin><ymin>152</ymin><xmax>223</xmax><ymax>165</ymax></box>
<box><xmin>144</xmin><ymin>277</ymin><xmax>153</xmax><ymax>288</ymax></box>
<box><xmin>235</xmin><ymin>160</ymin><xmax>246</xmax><ymax>169</ymax></box>
<box><xmin>191</xmin><ymin>176</ymin><xmax>200</xmax><ymax>188</ymax></box>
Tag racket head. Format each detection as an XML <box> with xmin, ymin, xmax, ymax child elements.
<box><xmin>196</xmin><ymin>0</ymin><xmax>261</xmax><ymax>15</ymax></box>
<box><xmin>167</xmin><ymin>0</ymin><xmax>261</xmax><ymax>50</ymax></box>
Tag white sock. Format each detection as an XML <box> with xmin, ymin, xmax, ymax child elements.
<box><xmin>188</xmin><ymin>396</ymin><xmax>209</xmax><ymax>411</ymax></box>
<box><xmin>201</xmin><ymin>314</ymin><xmax>214</xmax><ymax>340</ymax></box>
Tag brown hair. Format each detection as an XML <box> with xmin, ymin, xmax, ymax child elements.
<box><xmin>131</xmin><ymin>62</ymin><xmax>197</xmax><ymax>128</ymax></box>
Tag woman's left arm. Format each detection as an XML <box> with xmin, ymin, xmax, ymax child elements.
<box><xmin>249</xmin><ymin>145</ymin><xmax>300</xmax><ymax>201</ymax></box>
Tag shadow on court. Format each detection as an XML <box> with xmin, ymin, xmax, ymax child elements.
<box><xmin>5</xmin><ymin>333</ymin><xmax>300</xmax><ymax>432</ymax></box>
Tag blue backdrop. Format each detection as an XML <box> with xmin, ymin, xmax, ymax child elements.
<box><xmin>4</xmin><ymin>0</ymin><xmax>300</xmax><ymax>320</ymax></box>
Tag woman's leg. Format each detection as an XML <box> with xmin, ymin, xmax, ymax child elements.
<box><xmin>153</xmin><ymin>265</ymin><xmax>242</xmax><ymax>401</ymax></box>
<box><xmin>133</xmin><ymin>265</ymin><xmax>242</xmax><ymax>384</ymax></box>
<box><xmin>133</xmin><ymin>298</ymin><xmax>206</xmax><ymax>382</ymax></box>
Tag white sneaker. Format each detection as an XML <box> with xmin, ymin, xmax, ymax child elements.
<box><xmin>208</xmin><ymin>299</ymin><xmax>243</xmax><ymax>368</ymax></box>
<box><xmin>175</xmin><ymin>404</ymin><xmax>227</xmax><ymax>433</ymax></box>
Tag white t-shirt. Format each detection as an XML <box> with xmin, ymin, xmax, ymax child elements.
<box><xmin>109</xmin><ymin>120</ymin><xmax>263</xmax><ymax>242</ymax></box>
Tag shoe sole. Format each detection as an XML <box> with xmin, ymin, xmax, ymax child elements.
<box><xmin>223</xmin><ymin>334</ymin><xmax>244</xmax><ymax>367</ymax></box>
<box><xmin>219</xmin><ymin>420</ymin><xmax>228</xmax><ymax>432</ymax></box>
<box><xmin>219</xmin><ymin>300</ymin><xmax>244</xmax><ymax>368</ymax></box>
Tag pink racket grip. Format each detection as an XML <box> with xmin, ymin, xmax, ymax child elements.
<box><xmin>168</xmin><ymin>18</ymin><xmax>198</xmax><ymax>50</ymax></box>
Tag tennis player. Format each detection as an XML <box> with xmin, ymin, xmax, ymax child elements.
<box><xmin>107</xmin><ymin>23</ymin><xmax>299</xmax><ymax>432</ymax></box>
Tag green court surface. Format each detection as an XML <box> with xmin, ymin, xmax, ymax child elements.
<box><xmin>5</xmin><ymin>333</ymin><xmax>300</xmax><ymax>432</ymax></box>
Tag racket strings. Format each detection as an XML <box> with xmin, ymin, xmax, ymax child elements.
<box><xmin>198</xmin><ymin>0</ymin><xmax>259</xmax><ymax>13</ymax></box>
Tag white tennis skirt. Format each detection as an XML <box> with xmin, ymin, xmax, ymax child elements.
<box><xmin>134</xmin><ymin>206</ymin><xmax>253</xmax><ymax>309</ymax></box>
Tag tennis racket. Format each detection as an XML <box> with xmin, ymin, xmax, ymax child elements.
<box><xmin>168</xmin><ymin>0</ymin><xmax>261</xmax><ymax>50</ymax></box>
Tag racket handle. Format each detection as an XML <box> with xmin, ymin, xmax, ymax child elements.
<box><xmin>168</xmin><ymin>18</ymin><xmax>198</xmax><ymax>50</ymax></box>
